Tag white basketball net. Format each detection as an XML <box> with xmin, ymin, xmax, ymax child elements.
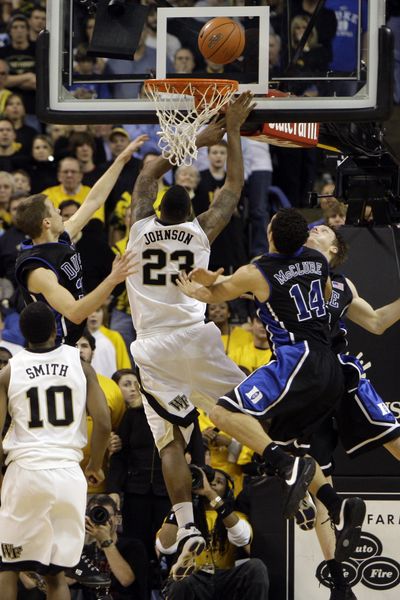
<box><xmin>144</xmin><ymin>79</ymin><xmax>237</xmax><ymax>167</ymax></box>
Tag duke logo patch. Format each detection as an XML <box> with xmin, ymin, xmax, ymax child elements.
<box><xmin>245</xmin><ymin>386</ymin><xmax>263</xmax><ymax>404</ymax></box>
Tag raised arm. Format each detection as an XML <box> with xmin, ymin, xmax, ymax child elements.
<box><xmin>65</xmin><ymin>135</ymin><xmax>148</xmax><ymax>239</ymax></box>
<box><xmin>177</xmin><ymin>263</ymin><xmax>268</xmax><ymax>304</ymax></box>
<box><xmin>130</xmin><ymin>119</ymin><xmax>227</xmax><ymax>226</ymax></box>
<box><xmin>345</xmin><ymin>278</ymin><xmax>400</xmax><ymax>335</ymax></box>
<box><xmin>197</xmin><ymin>92</ymin><xmax>255</xmax><ymax>244</ymax></box>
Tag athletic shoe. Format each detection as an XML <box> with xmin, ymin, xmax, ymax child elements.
<box><xmin>64</xmin><ymin>553</ymin><xmax>111</xmax><ymax>588</ymax></box>
<box><xmin>281</xmin><ymin>456</ymin><xmax>316</xmax><ymax>518</ymax></box>
<box><xmin>170</xmin><ymin>523</ymin><xmax>206</xmax><ymax>580</ymax></box>
<box><xmin>329</xmin><ymin>585</ymin><xmax>357</xmax><ymax>599</ymax></box>
<box><xmin>295</xmin><ymin>491</ymin><xmax>317</xmax><ymax>530</ymax></box>
<box><xmin>330</xmin><ymin>497</ymin><xmax>366</xmax><ymax>562</ymax></box>
<box><xmin>316</xmin><ymin>569</ymin><xmax>358</xmax><ymax>599</ymax></box>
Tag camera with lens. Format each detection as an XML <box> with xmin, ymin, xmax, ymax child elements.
<box><xmin>88</xmin><ymin>505</ymin><xmax>110</xmax><ymax>525</ymax></box>
<box><xmin>189</xmin><ymin>464</ymin><xmax>215</xmax><ymax>492</ymax></box>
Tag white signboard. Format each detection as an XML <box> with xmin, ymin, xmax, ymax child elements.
<box><xmin>293</xmin><ymin>499</ymin><xmax>400</xmax><ymax>599</ymax></box>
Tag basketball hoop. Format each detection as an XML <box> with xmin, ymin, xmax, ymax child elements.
<box><xmin>144</xmin><ymin>78</ymin><xmax>238</xmax><ymax>167</ymax></box>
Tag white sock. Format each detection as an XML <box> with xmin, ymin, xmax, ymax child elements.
<box><xmin>173</xmin><ymin>502</ymin><xmax>194</xmax><ymax>529</ymax></box>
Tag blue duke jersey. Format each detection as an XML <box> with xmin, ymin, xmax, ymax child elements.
<box><xmin>254</xmin><ymin>247</ymin><xmax>331</xmax><ymax>350</ymax></box>
<box><xmin>15</xmin><ymin>232</ymin><xmax>85</xmax><ymax>346</ymax></box>
<box><xmin>4</xmin><ymin>345</ymin><xmax>88</xmax><ymax>469</ymax></box>
<box><xmin>327</xmin><ymin>273</ymin><xmax>354</xmax><ymax>353</ymax></box>
<box><xmin>126</xmin><ymin>216</ymin><xmax>210</xmax><ymax>336</ymax></box>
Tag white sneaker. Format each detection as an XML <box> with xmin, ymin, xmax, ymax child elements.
<box><xmin>171</xmin><ymin>523</ymin><xmax>206</xmax><ymax>580</ymax></box>
<box><xmin>295</xmin><ymin>491</ymin><xmax>317</xmax><ymax>531</ymax></box>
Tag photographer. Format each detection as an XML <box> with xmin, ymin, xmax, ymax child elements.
<box><xmin>157</xmin><ymin>467</ymin><xmax>269</xmax><ymax>599</ymax></box>
<box><xmin>82</xmin><ymin>494</ymin><xmax>149</xmax><ymax>599</ymax></box>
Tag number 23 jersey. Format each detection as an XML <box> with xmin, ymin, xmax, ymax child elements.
<box><xmin>126</xmin><ymin>216</ymin><xmax>210</xmax><ymax>335</ymax></box>
<box><xmin>4</xmin><ymin>345</ymin><xmax>88</xmax><ymax>469</ymax></box>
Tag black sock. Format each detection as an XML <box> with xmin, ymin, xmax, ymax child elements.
<box><xmin>262</xmin><ymin>443</ymin><xmax>294</xmax><ymax>475</ymax></box>
<box><xmin>326</xmin><ymin>559</ymin><xmax>347</xmax><ymax>588</ymax></box>
<box><xmin>316</xmin><ymin>484</ymin><xmax>342</xmax><ymax>515</ymax></box>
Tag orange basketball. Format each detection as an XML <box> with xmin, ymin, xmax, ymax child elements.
<box><xmin>198</xmin><ymin>17</ymin><xmax>245</xmax><ymax>65</ymax></box>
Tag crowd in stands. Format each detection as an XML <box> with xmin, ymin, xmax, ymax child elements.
<box><xmin>0</xmin><ymin>1</ymin><xmax>399</xmax><ymax>599</ymax></box>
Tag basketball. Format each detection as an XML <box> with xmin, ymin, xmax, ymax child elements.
<box><xmin>198</xmin><ymin>17</ymin><xmax>245</xmax><ymax>65</ymax></box>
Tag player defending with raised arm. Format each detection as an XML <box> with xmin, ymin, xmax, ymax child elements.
<box><xmin>178</xmin><ymin>209</ymin><xmax>366</xmax><ymax>563</ymax></box>
<box><xmin>126</xmin><ymin>92</ymin><xmax>254</xmax><ymax>580</ymax></box>
<box><xmin>0</xmin><ymin>302</ymin><xmax>111</xmax><ymax>600</ymax></box>
<box><xmin>14</xmin><ymin>137</ymin><xmax>146</xmax><ymax>345</ymax></box>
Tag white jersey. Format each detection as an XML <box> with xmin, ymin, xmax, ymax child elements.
<box><xmin>126</xmin><ymin>216</ymin><xmax>210</xmax><ymax>336</ymax></box>
<box><xmin>5</xmin><ymin>345</ymin><xmax>88</xmax><ymax>469</ymax></box>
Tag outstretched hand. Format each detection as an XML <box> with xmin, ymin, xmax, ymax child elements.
<box><xmin>189</xmin><ymin>267</ymin><xmax>224</xmax><ymax>287</ymax></box>
<box><xmin>195</xmin><ymin>117</ymin><xmax>226</xmax><ymax>149</ymax></box>
<box><xmin>225</xmin><ymin>91</ymin><xmax>256</xmax><ymax>129</ymax></box>
<box><xmin>177</xmin><ymin>271</ymin><xmax>212</xmax><ymax>303</ymax></box>
<box><xmin>117</xmin><ymin>135</ymin><xmax>149</xmax><ymax>163</ymax></box>
<box><xmin>108</xmin><ymin>251</ymin><xmax>138</xmax><ymax>284</ymax></box>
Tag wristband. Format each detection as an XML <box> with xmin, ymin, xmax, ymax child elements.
<box><xmin>209</xmin><ymin>495</ymin><xmax>223</xmax><ymax>509</ymax></box>
<box><xmin>216</xmin><ymin>503</ymin><xmax>234</xmax><ymax>520</ymax></box>
<box><xmin>100</xmin><ymin>539</ymin><xmax>114</xmax><ymax>549</ymax></box>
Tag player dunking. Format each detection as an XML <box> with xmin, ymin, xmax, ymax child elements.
<box><xmin>0</xmin><ymin>302</ymin><xmax>111</xmax><ymax>599</ymax></box>
<box><xmin>178</xmin><ymin>209</ymin><xmax>366</xmax><ymax>563</ymax></box>
<box><xmin>14</xmin><ymin>139</ymin><xmax>143</xmax><ymax>346</ymax></box>
<box><xmin>126</xmin><ymin>93</ymin><xmax>254</xmax><ymax>579</ymax></box>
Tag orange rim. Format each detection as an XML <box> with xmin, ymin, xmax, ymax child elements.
<box><xmin>144</xmin><ymin>78</ymin><xmax>238</xmax><ymax>101</ymax></box>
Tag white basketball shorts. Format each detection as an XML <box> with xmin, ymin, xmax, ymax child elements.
<box><xmin>131</xmin><ymin>322</ymin><xmax>245</xmax><ymax>451</ymax></box>
<box><xmin>0</xmin><ymin>462</ymin><xmax>87</xmax><ymax>570</ymax></box>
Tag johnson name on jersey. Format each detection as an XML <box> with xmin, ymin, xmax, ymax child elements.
<box><xmin>126</xmin><ymin>216</ymin><xmax>210</xmax><ymax>335</ymax></box>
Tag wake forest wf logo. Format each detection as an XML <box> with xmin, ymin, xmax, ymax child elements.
<box><xmin>1</xmin><ymin>543</ymin><xmax>23</xmax><ymax>559</ymax></box>
<box><xmin>316</xmin><ymin>533</ymin><xmax>400</xmax><ymax>591</ymax></box>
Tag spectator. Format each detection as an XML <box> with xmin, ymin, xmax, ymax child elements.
<box><xmin>69</xmin><ymin>43</ymin><xmax>111</xmax><ymax>100</ymax></box>
<box><xmin>145</xmin><ymin>5</ymin><xmax>181</xmax><ymax>63</ymax></box>
<box><xmin>77</xmin><ymin>329</ymin><xmax>126</xmax><ymax>495</ymax></box>
<box><xmin>289</xmin><ymin>15</ymin><xmax>330</xmax><ymax>95</ymax></box>
<box><xmin>0</xmin><ymin>169</ymin><xmax>14</xmax><ymax>216</ymax></box>
<box><xmin>0</xmin><ymin>58</ymin><xmax>11</xmax><ymax>113</ymax></box>
<box><xmin>68</xmin><ymin>130</ymin><xmax>106</xmax><ymax>187</ymax></box>
<box><xmin>28</xmin><ymin>134</ymin><xmax>58</xmax><ymax>193</ymax></box>
<box><xmin>198</xmin><ymin>410</ymin><xmax>245</xmax><ymax>495</ymax></box>
<box><xmin>11</xmin><ymin>169</ymin><xmax>31</xmax><ymax>194</ymax></box>
<box><xmin>86</xmin><ymin>304</ymin><xmax>131</xmax><ymax>378</ymax></box>
<box><xmin>206</xmin><ymin>301</ymin><xmax>252</xmax><ymax>359</ymax></box>
<box><xmin>174</xmin><ymin>47</ymin><xmax>196</xmax><ymax>74</ymax></box>
<box><xmin>269</xmin><ymin>31</ymin><xmax>282</xmax><ymax>77</ymax></box>
<box><xmin>4</xmin><ymin>93</ymin><xmax>37</xmax><ymax>153</ymax></box>
<box><xmin>102</xmin><ymin>128</ymin><xmax>145</xmax><ymax>218</ymax></box>
<box><xmin>107</xmin><ymin>368</ymin><xmax>170</xmax><ymax>567</ymax></box>
<box><xmin>42</xmin><ymin>156</ymin><xmax>105</xmax><ymax>223</ymax></box>
<box><xmin>0</xmin><ymin>191</ymin><xmax>27</xmax><ymax>286</ymax></box>
<box><xmin>290</xmin><ymin>0</ymin><xmax>337</xmax><ymax>65</ymax></box>
<box><xmin>324</xmin><ymin>200</ymin><xmax>347</xmax><ymax>228</ymax></box>
<box><xmin>83</xmin><ymin>494</ymin><xmax>149</xmax><ymax>600</ymax></box>
<box><xmin>158</xmin><ymin>466</ymin><xmax>269</xmax><ymax>599</ymax></box>
<box><xmin>28</xmin><ymin>5</ymin><xmax>46</xmax><ymax>42</ymax></box>
<box><xmin>0</xmin><ymin>14</ymin><xmax>37</xmax><ymax>121</ymax></box>
<box><xmin>197</xmin><ymin>141</ymin><xmax>248</xmax><ymax>275</ymax></box>
<box><xmin>230</xmin><ymin>315</ymin><xmax>272</xmax><ymax>375</ymax></box>
<box><xmin>0</xmin><ymin>117</ymin><xmax>30</xmax><ymax>172</ymax></box>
